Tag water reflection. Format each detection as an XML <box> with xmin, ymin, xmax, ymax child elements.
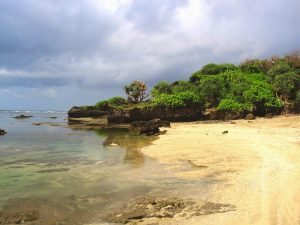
<box><xmin>95</xmin><ymin>129</ymin><xmax>158</xmax><ymax>167</ymax></box>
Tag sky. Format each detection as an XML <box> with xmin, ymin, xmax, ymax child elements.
<box><xmin>0</xmin><ymin>0</ymin><xmax>299</xmax><ymax>110</ymax></box>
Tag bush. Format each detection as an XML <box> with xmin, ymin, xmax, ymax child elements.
<box><xmin>171</xmin><ymin>80</ymin><xmax>199</xmax><ymax>93</ymax></box>
<box><xmin>267</xmin><ymin>61</ymin><xmax>292</xmax><ymax>82</ymax></box>
<box><xmin>243</xmin><ymin>84</ymin><xmax>282</xmax><ymax>109</ymax></box>
<box><xmin>200</xmin><ymin>63</ymin><xmax>221</xmax><ymax>75</ymax></box>
<box><xmin>152</xmin><ymin>91</ymin><xmax>202</xmax><ymax>108</ymax></box>
<box><xmin>151</xmin><ymin>81</ymin><xmax>172</xmax><ymax>97</ymax></box>
<box><xmin>198</xmin><ymin>76</ymin><xmax>224</xmax><ymax>107</ymax></box>
<box><xmin>217</xmin><ymin>99</ymin><xmax>251</xmax><ymax>111</ymax></box>
<box><xmin>272</xmin><ymin>71</ymin><xmax>299</xmax><ymax>100</ymax></box>
<box><xmin>95</xmin><ymin>100</ymin><xmax>109</xmax><ymax>109</ymax></box>
<box><xmin>108</xmin><ymin>96</ymin><xmax>127</xmax><ymax>105</ymax></box>
<box><xmin>239</xmin><ymin>59</ymin><xmax>263</xmax><ymax>73</ymax></box>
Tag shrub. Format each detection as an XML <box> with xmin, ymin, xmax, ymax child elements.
<box><xmin>243</xmin><ymin>84</ymin><xmax>283</xmax><ymax>109</ymax></box>
<box><xmin>151</xmin><ymin>81</ymin><xmax>172</xmax><ymax>97</ymax></box>
<box><xmin>152</xmin><ymin>91</ymin><xmax>202</xmax><ymax>108</ymax></box>
<box><xmin>108</xmin><ymin>96</ymin><xmax>127</xmax><ymax>105</ymax></box>
<box><xmin>198</xmin><ymin>76</ymin><xmax>224</xmax><ymax>107</ymax></box>
<box><xmin>95</xmin><ymin>100</ymin><xmax>109</xmax><ymax>109</ymax></box>
<box><xmin>267</xmin><ymin>61</ymin><xmax>292</xmax><ymax>82</ymax></box>
<box><xmin>171</xmin><ymin>80</ymin><xmax>199</xmax><ymax>94</ymax></box>
<box><xmin>200</xmin><ymin>63</ymin><xmax>221</xmax><ymax>75</ymax></box>
<box><xmin>239</xmin><ymin>59</ymin><xmax>263</xmax><ymax>73</ymax></box>
<box><xmin>272</xmin><ymin>71</ymin><xmax>299</xmax><ymax>100</ymax></box>
<box><xmin>217</xmin><ymin>99</ymin><xmax>252</xmax><ymax>111</ymax></box>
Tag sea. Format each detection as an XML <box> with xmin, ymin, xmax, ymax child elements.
<box><xmin>0</xmin><ymin>110</ymin><xmax>209</xmax><ymax>224</ymax></box>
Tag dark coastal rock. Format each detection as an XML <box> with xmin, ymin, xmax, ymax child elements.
<box><xmin>103</xmin><ymin>198</ymin><xmax>186</xmax><ymax>224</ymax></box>
<box><xmin>245</xmin><ymin>113</ymin><xmax>255</xmax><ymax>120</ymax></box>
<box><xmin>107</xmin><ymin>109</ymin><xmax>131</xmax><ymax>123</ymax></box>
<box><xmin>68</xmin><ymin>106</ymin><xmax>109</xmax><ymax>118</ymax></box>
<box><xmin>108</xmin><ymin>106</ymin><xmax>203</xmax><ymax>124</ymax></box>
<box><xmin>14</xmin><ymin>115</ymin><xmax>33</xmax><ymax>119</ymax></box>
<box><xmin>203</xmin><ymin>108</ymin><xmax>247</xmax><ymax>121</ymax></box>
<box><xmin>0</xmin><ymin>129</ymin><xmax>7</xmax><ymax>136</ymax></box>
<box><xmin>222</xmin><ymin>130</ymin><xmax>229</xmax><ymax>134</ymax></box>
<box><xmin>265</xmin><ymin>113</ymin><xmax>273</xmax><ymax>118</ymax></box>
<box><xmin>130</xmin><ymin>119</ymin><xmax>162</xmax><ymax>135</ymax></box>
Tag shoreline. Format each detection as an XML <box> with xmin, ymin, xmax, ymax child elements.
<box><xmin>139</xmin><ymin>115</ymin><xmax>300</xmax><ymax>225</ymax></box>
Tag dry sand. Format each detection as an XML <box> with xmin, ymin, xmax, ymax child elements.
<box><xmin>140</xmin><ymin>115</ymin><xmax>300</xmax><ymax>225</ymax></box>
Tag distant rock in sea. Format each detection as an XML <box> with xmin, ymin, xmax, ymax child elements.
<box><xmin>14</xmin><ymin>115</ymin><xmax>33</xmax><ymax>119</ymax></box>
<box><xmin>0</xmin><ymin>129</ymin><xmax>7</xmax><ymax>136</ymax></box>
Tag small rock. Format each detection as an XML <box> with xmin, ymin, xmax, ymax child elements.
<box><xmin>245</xmin><ymin>113</ymin><xmax>255</xmax><ymax>120</ymax></box>
<box><xmin>0</xmin><ymin>129</ymin><xmax>7</xmax><ymax>136</ymax></box>
<box><xmin>222</xmin><ymin>130</ymin><xmax>229</xmax><ymax>134</ymax></box>
<box><xmin>265</xmin><ymin>113</ymin><xmax>273</xmax><ymax>118</ymax></box>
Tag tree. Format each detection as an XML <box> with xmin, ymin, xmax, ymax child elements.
<box><xmin>124</xmin><ymin>80</ymin><xmax>148</xmax><ymax>102</ymax></box>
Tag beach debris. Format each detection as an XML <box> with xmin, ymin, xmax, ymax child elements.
<box><xmin>222</xmin><ymin>130</ymin><xmax>229</xmax><ymax>134</ymax></box>
<box><xmin>32</xmin><ymin>123</ymin><xmax>41</xmax><ymax>126</ymax></box>
<box><xmin>0</xmin><ymin>129</ymin><xmax>7</xmax><ymax>136</ymax></box>
<box><xmin>14</xmin><ymin>115</ymin><xmax>33</xmax><ymax>119</ymax></box>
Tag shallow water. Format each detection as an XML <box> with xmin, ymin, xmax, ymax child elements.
<box><xmin>0</xmin><ymin>111</ymin><xmax>211</xmax><ymax>224</ymax></box>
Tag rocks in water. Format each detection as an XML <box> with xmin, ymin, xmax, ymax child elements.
<box><xmin>0</xmin><ymin>129</ymin><xmax>7</xmax><ymax>136</ymax></box>
<box><xmin>103</xmin><ymin>198</ymin><xmax>187</xmax><ymax>224</ymax></box>
<box><xmin>222</xmin><ymin>130</ymin><xmax>229</xmax><ymax>134</ymax></box>
<box><xmin>245</xmin><ymin>113</ymin><xmax>255</xmax><ymax>120</ymax></box>
<box><xmin>68</xmin><ymin>106</ymin><xmax>109</xmax><ymax>118</ymax></box>
<box><xmin>14</xmin><ymin>115</ymin><xmax>33</xmax><ymax>119</ymax></box>
<box><xmin>130</xmin><ymin>119</ymin><xmax>162</xmax><ymax>135</ymax></box>
<box><xmin>0</xmin><ymin>209</ymin><xmax>39</xmax><ymax>224</ymax></box>
<box><xmin>103</xmin><ymin>197</ymin><xmax>237</xmax><ymax>224</ymax></box>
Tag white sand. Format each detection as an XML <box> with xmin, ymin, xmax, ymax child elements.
<box><xmin>140</xmin><ymin>115</ymin><xmax>300</xmax><ymax>225</ymax></box>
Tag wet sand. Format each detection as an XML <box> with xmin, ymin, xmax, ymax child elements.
<box><xmin>141</xmin><ymin>115</ymin><xmax>300</xmax><ymax>225</ymax></box>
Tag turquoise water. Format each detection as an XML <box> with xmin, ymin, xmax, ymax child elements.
<box><xmin>0</xmin><ymin>111</ymin><xmax>211</xmax><ymax>224</ymax></box>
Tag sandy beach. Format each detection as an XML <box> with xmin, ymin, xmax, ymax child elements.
<box><xmin>140</xmin><ymin>115</ymin><xmax>300</xmax><ymax>225</ymax></box>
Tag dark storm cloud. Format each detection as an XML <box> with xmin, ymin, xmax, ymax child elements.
<box><xmin>0</xmin><ymin>0</ymin><xmax>299</xmax><ymax>109</ymax></box>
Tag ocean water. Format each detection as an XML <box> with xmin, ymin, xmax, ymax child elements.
<box><xmin>0</xmin><ymin>110</ymin><xmax>210</xmax><ymax>224</ymax></box>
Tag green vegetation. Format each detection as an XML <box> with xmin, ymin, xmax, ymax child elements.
<box><xmin>94</xmin><ymin>52</ymin><xmax>300</xmax><ymax>115</ymax></box>
<box><xmin>124</xmin><ymin>80</ymin><xmax>148</xmax><ymax>102</ymax></box>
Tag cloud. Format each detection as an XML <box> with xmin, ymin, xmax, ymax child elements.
<box><xmin>0</xmin><ymin>0</ymin><xmax>299</xmax><ymax>109</ymax></box>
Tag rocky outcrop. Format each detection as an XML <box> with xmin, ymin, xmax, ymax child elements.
<box><xmin>130</xmin><ymin>119</ymin><xmax>166</xmax><ymax>135</ymax></box>
<box><xmin>0</xmin><ymin>129</ymin><xmax>6</xmax><ymax>136</ymax></box>
<box><xmin>14</xmin><ymin>115</ymin><xmax>33</xmax><ymax>119</ymax></box>
<box><xmin>108</xmin><ymin>106</ymin><xmax>203</xmax><ymax>124</ymax></box>
<box><xmin>203</xmin><ymin>108</ymin><xmax>247</xmax><ymax>120</ymax></box>
<box><xmin>68</xmin><ymin>106</ymin><xmax>109</xmax><ymax>118</ymax></box>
